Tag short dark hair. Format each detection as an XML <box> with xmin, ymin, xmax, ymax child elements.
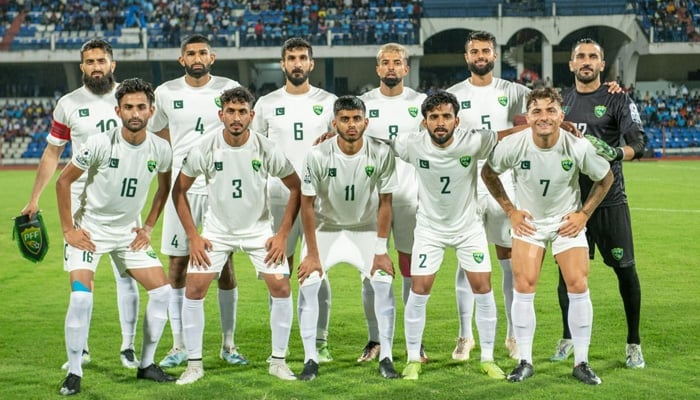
<box><xmin>465</xmin><ymin>30</ymin><xmax>497</xmax><ymax>51</ymax></box>
<box><xmin>333</xmin><ymin>95</ymin><xmax>365</xmax><ymax>116</ymax></box>
<box><xmin>80</xmin><ymin>39</ymin><xmax>113</xmax><ymax>62</ymax></box>
<box><xmin>526</xmin><ymin>87</ymin><xmax>563</xmax><ymax>110</ymax></box>
<box><xmin>181</xmin><ymin>34</ymin><xmax>211</xmax><ymax>53</ymax></box>
<box><xmin>219</xmin><ymin>87</ymin><xmax>255</xmax><ymax>108</ymax></box>
<box><xmin>282</xmin><ymin>37</ymin><xmax>313</xmax><ymax>59</ymax></box>
<box><xmin>421</xmin><ymin>91</ymin><xmax>460</xmax><ymax>118</ymax></box>
<box><xmin>115</xmin><ymin>78</ymin><xmax>155</xmax><ymax>105</ymax></box>
<box><xmin>571</xmin><ymin>38</ymin><xmax>605</xmax><ymax>60</ymax></box>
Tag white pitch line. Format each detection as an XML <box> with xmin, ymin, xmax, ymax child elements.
<box><xmin>630</xmin><ymin>207</ymin><xmax>700</xmax><ymax>213</ymax></box>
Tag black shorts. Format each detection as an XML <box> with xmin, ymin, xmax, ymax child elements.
<box><xmin>586</xmin><ymin>204</ymin><xmax>636</xmax><ymax>269</ymax></box>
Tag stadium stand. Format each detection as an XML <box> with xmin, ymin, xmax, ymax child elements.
<box><xmin>1</xmin><ymin>0</ymin><xmax>698</xmax><ymax>161</ymax></box>
<box><xmin>0</xmin><ymin>0</ymin><xmax>421</xmax><ymax>50</ymax></box>
<box><xmin>634</xmin><ymin>0</ymin><xmax>700</xmax><ymax>42</ymax></box>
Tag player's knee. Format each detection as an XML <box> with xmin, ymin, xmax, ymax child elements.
<box><xmin>410</xmin><ymin>277</ymin><xmax>432</xmax><ymax>295</ymax></box>
<box><xmin>268</xmin><ymin>278</ymin><xmax>291</xmax><ymax>298</ymax></box>
<box><xmin>184</xmin><ymin>279</ymin><xmax>210</xmax><ymax>300</ymax></box>
<box><xmin>564</xmin><ymin>277</ymin><xmax>588</xmax><ymax>294</ymax></box>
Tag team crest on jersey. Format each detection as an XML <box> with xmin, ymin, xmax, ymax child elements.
<box><xmin>498</xmin><ymin>96</ymin><xmax>508</xmax><ymax>107</ymax></box>
<box><xmin>78</xmin><ymin>108</ymin><xmax>89</xmax><ymax>117</ymax></box>
<box><xmin>611</xmin><ymin>247</ymin><xmax>624</xmax><ymax>261</ymax></box>
<box><xmin>408</xmin><ymin>107</ymin><xmax>419</xmax><ymax>117</ymax></box>
<box><xmin>459</xmin><ymin>155</ymin><xmax>472</xmax><ymax>168</ymax></box>
<box><xmin>252</xmin><ymin>159</ymin><xmax>262</xmax><ymax>172</ymax></box>
<box><xmin>109</xmin><ymin>158</ymin><xmax>119</xmax><ymax>168</ymax></box>
<box><xmin>147</xmin><ymin>160</ymin><xmax>157</xmax><ymax>172</ymax></box>
<box><xmin>563</xmin><ymin>106</ymin><xmax>571</xmax><ymax>115</ymax></box>
<box><xmin>419</xmin><ymin>159</ymin><xmax>429</xmax><ymax>169</ymax></box>
<box><xmin>328</xmin><ymin>167</ymin><xmax>336</xmax><ymax>177</ymax></box>
<box><xmin>173</xmin><ymin>100</ymin><xmax>183</xmax><ymax>109</ymax></box>
<box><xmin>214</xmin><ymin>161</ymin><xmax>223</xmax><ymax>171</ymax></box>
<box><xmin>594</xmin><ymin>105</ymin><xmax>607</xmax><ymax>118</ymax></box>
<box><xmin>275</xmin><ymin>107</ymin><xmax>285</xmax><ymax>116</ymax></box>
<box><xmin>365</xmin><ymin>165</ymin><xmax>375</xmax><ymax>177</ymax></box>
<box><xmin>520</xmin><ymin>160</ymin><xmax>530</xmax><ymax>170</ymax></box>
<box><xmin>461</xmin><ymin>101</ymin><xmax>471</xmax><ymax>110</ymax></box>
<box><xmin>313</xmin><ymin>105</ymin><xmax>324</xmax><ymax>115</ymax></box>
<box><xmin>561</xmin><ymin>159</ymin><xmax>573</xmax><ymax>171</ymax></box>
<box><xmin>214</xmin><ymin>96</ymin><xmax>222</xmax><ymax>108</ymax></box>
<box><xmin>75</xmin><ymin>148</ymin><xmax>92</xmax><ymax>168</ymax></box>
<box><xmin>473</xmin><ymin>252</ymin><xmax>485</xmax><ymax>263</ymax></box>
<box><xmin>146</xmin><ymin>249</ymin><xmax>158</xmax><ymax>259</ymax></box>
<box><xmin>369</xmin><ymin>109</ymin><xmax>379</xmax><ymax>118</ymax></box>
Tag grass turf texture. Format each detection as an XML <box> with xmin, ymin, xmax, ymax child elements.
<box><xmin>1</xmin><ymin>160</ymin><xmax>699</xmax><ymax>399</ymax></box>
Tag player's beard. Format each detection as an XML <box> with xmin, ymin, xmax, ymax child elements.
<box><xmin>226</xmin><ymin>124</ymin><xmax>246</xmax><ymax>137</ymax></box>
<box><xmin>380</xmin><ymin>76</ymin><xmax>401</xmax><ymax>88</ymax></box>
<box><xmin>429</xmin><ymin>128</ymin><xmax>454</xmax><ymax>146</ymax></box>
<box><xmin>83</xmin><ymin>71</ymin><xmax>115</xmax><ymax>95</ymax></box>
<box><xmin>123</xmin><ymin>118</ymin><xmax>147</xmax><ymax>133</ymax></box>
<box><xmin>285</xmin><ymin>68</ymin><xmax>309</xmax><ymax>86</ymax></box>
<box><xmin>185</xmin><ymin>63</ymin><xmax>211</xmax><ymax>79</ymax></box>
<box><xmin>467</xmin><ymin>59</ymin><xmax>495</xmax><ymax>77</ymax></box>
<box><xmin>338</xmin><ymin>129</ymin><xmax>362</xmax><ymax>144</ymax></box>
<box><xmin>575</xmin><ymin>68</ymin><xmax>600</xmax><ymax>84</ymax></box>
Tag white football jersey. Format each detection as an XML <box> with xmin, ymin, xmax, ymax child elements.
<box><xmin>149</xmin><ymin>75</ymin><xmax>240</xmax><ymax>194</ymax></box>
<box><xmin>251</xmin><ymin>86</ymin><xmax>336</xmax><ymax>203</ymax></box>
<box><xmin>447</xmin><ymin>77</ymin><xmax>530</xmax><ymax>195</ymax></box>
<box><xmin>360</xmin><ymin>87</ymin><xmax>425</xmax><ymax>207</ymax></box>
<box><xmin>48</xmin><ymin>85</ymin><xmax>121</xmax><ymax>198</ymax></box>
<box><xmin>487</xmin><ymin>129</ymin><xmax>611</xmax><ymax>220</ymax></box>
<box><xmin>302</xmin><ymin>137</ymin><xmax>397</xmax><ymax>231</ymax></box>
<box><xmin>180</xmin><ymin>131</ymin><xmax>295</xmax><ymax>236</ymax></box>
<box><xmin>72</xmin><ymin>127</ymin><xmax>172</xmax><ymax>227</ymax></box>
<box><xmin>392</xmin><ymin>127</ymin><xmax>497</xmax><ymax>234</ymax></box>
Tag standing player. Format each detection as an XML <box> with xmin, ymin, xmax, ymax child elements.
<box><xmin>251</xmin><ymin>37</ymin><xmax>337</xmax><ymax>362</ymax></box>
<box><xmin>481</xmin><ymin>87</ymin><xmax>613</xmax><ymax>385</ymax></box>
<box><xmin>21</xmin><ymin>39</ymin><xmax>142</xmax><ymax>370</ymax></box>
<box><xmin>357</xmin><ymin>43</ymin><xmax>427</xmax><ymax>363</ymax></box>
<box><xmin>551</xmin><ymin>38</ymin><xmax>648</xmax><ymax>368</ymax></box>
<box><xmin>56</xmin><ymin>78</ymin><xmax>175</xmax><ymax>395</ymax></box>
<box><xmin>446</xmin><ymin>30</ymin><xmax>530</xmax><ymax>361</ymax></box>
<box><xmin>172</xmin><ymin>87</ymin><xmax>300</xmax><ymax>384</ymax></box>
<box><xmin>148</xmin><ymin>34</ymin><xmax>245</xmax><ymax>368</ymax></box>
<box><xmin>396</xmin><ymin>92</ymin><xmax>513</xmax><ymax>381</ymax></box>
<box><xmin>297</xmin><ymin>96</ymin><xmax>399</xmax><ymax>381</ymax></box>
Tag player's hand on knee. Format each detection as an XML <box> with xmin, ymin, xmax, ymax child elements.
<box><xmin>264</xmin><ymin>234</ymin><xmax>288</xmax><ymax>266</ymax></box>
<box><xmin>297</xmin><ymin>255</ymin><xmax>322</xmax><ymax>284</ymax></box>
<box><xmin>371</xmin><ymin>254</ymin><xmax>395</xmax><ymax>278</ymax></box>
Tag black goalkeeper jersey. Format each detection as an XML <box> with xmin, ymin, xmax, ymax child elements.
<box><xmin>562</xmin><ymin>85</ymin><xmax>646</xmax><ymax>207</ymax></box>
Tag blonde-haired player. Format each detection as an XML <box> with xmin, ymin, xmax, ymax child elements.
<box><xmin>358</xmin><ymin>42</ymin><xmax>428</xmax><ymax>363</ymax></box>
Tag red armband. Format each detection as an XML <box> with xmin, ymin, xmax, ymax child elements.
<box><xmin>50</xmin><ymin>120</ymin><xmax>71</xmax><ymax>141</ymax></box>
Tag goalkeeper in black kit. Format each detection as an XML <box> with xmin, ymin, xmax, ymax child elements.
<box><xmin>551</xmin><ymin>38</ymin><xmax>648</xmax><ymax>369</ymax></box>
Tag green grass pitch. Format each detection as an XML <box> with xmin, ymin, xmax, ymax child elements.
<box><xmin>1</xmin><ymin>160</ymin><xmax>699</xmax><ymax>399</ymax></box>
